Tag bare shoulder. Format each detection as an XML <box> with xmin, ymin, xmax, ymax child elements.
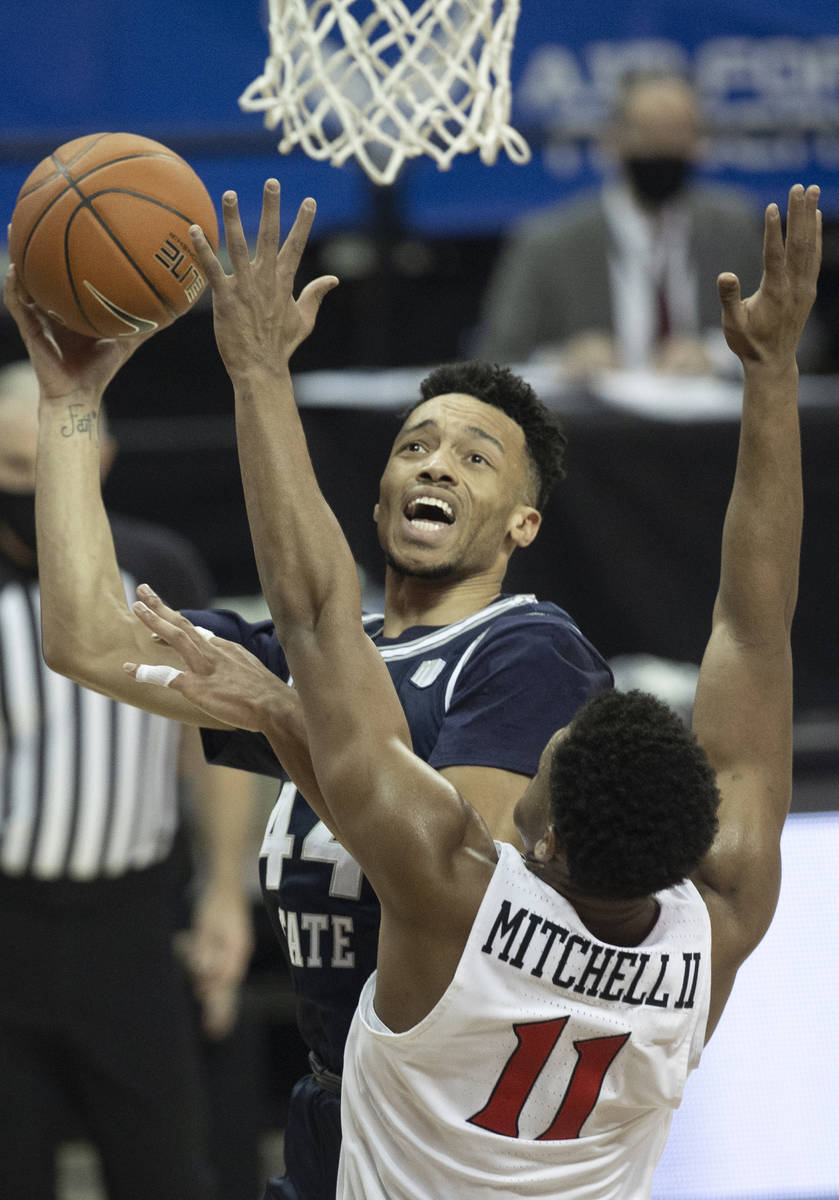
<box><xmin>373</xmin><ymin>796</ymin><xmax>500</xmax><ymax>1031</ymax></box>
<box><xmin>356</xmin><ymin>744</ymin><xmax>499</xmax><ymax>926</ymax></box>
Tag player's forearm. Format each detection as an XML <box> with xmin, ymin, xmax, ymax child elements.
<box><xmin>690</xmin><ymin>359</ymin><xmax>800</xmax><ymax>916</ymax></box>
<box><xmin>714</xmin><ymin>359</ymin><xmax>802</xmax><ymax>642</ymax></box>
<box><xmin>36</xmin><ymin>394</ymin><xmax>134</xmax><ymax>678</ymax></box>
<box><xmin>35</xmin><ymin>397</ymin><xmax>201</xmax><ymax>726</ymax></box>
<box><xmin>234</xmin><ymin>364</ymin><xmax>362</xmax><ymax>640</ymax></box>
<box><xmin>253</xmin><ymin>684</ymin><xmax>344</xmax><ymax>832</ymax></box>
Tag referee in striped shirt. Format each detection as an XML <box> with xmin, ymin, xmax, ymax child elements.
<box><xmin>0</xmin><ymin>361</ymin><xmax>253</xmax><ymax>1200</ymax></box>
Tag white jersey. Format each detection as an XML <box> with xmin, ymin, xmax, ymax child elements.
<box><xmin>338</xmin><ymin>842</ymin><xmax>711</xmax><ymax>1200</ymax></box>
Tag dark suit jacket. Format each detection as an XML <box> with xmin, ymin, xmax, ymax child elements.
<box><xmin>475</xmin><ymin>185</ymin><xmax>764</xmax><ymax>364</ymax></box>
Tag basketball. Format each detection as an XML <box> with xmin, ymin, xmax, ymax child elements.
<box><xmin>8</xmin><ymin>132</ymin><xmax>219</xmax><ymax>339</ymax></box>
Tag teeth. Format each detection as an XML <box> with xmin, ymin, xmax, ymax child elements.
<box><xmin>407</xmin><ymin>496</ymin><xmax>454</xmax><ymax>522</ymax></box>
<box><xmin>411</xmin><ymin>520</ymin><xmax>443</xmax><ymax>531</ymax></box>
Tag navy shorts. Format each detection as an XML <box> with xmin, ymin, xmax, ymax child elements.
<box><xmin>262</xmin><ymin>1074</ymin><xmax>341</xmax><ymax>1200</ymax></box>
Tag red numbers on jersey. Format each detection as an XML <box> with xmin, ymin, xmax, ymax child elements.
<box><xmin>469</xmin><ymin>1017</ymin><xmax>629</xmax><ymax>1140</ymax></box>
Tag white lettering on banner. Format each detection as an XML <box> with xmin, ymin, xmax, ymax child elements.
<box><xmin>518</xmin><ymin>35</ymin><xmax>839</xmax><ymax>177</ymax></box>
<box><xmin>586</xmin><ymin>39</ymin><xmax>689</xmax><ymax>96</ymax></box>
<box><xmin>696</xmin><ymin>37</ymin><xmax>839</xmax><ymax>127</ymax></box>
<box><xmin>519</xmin><ymin>40</ymin><xmax>686</xmax><ymax>128</ymax></box>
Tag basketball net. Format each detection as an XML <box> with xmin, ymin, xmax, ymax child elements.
<box><xmin>239</xmin><ymin>0</ymin><xmax>530</xmax><ymax>185</ymax></box>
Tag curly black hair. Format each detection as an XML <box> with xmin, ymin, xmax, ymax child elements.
<box><xmin>409</xmin><ymin>360</ymin><xmax>567</xmax><ymax>511</ymax></box>
<box><xmin>549</xmin><ymin>690</ymin><xmax>720</xmax><ymax>900</ymax></box>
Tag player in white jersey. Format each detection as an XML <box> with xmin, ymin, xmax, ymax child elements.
<box><xmin>341</xmin><ymin>838</ymin><xmax>711</xmax><ymax>1198</ymax></box>
<box><xmin>61</xmin><ymin>181</ymin><xmax>827</xmax><ymax>1196</ymax></box>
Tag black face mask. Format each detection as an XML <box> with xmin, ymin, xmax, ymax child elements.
<box><xmin>0</xmin><ymin>490</ymin><xmax>37</xmax><ymax>553</ymax></box>
<box><xmin>623</xmin><ymin>156</ymin><xmax>692</xmax><ymax>207</ymax></box>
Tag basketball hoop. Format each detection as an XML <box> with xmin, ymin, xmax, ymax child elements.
<box><xmin>239</xmin><ymin>0</ymin><xmax>530</xmax><ymax>185</ymax></box>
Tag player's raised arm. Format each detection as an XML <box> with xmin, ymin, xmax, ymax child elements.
<box><xmin>188</xmin><ymin>184</ymin><xmax>496</xmax><ymax>910</ymax></box>
<box><xmin>690</xmin><ymin>185</ymin><xmax>821</xmax><ymax>1036</ymax></box>
<box><xmin>3</xmin><ymin>268</ymin><xmax>228</xmax><ymax>727</ymax></box>
<box><xmin>192</xmin><ymin>181</ymin><xmax>339</xmax><ymax>632</ymax></box>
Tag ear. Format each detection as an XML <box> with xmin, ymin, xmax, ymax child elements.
<box><xmin>508</xmin><ymin>506</ymin><xmax>541</xmax><ymax>550</ymax></box>
<box><xmin>534</xmin><ymin>825</ymin><xmax>557</xmax><ymax>863</ymax></box>
<box><xmin>373</xmin><ymin>501</ymin><xmax>380</xmax><ymax>524</ymax></box>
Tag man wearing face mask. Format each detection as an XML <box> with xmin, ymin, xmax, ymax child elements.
<box><xmin>475</xmin><ymin>68</ymin><xmax>763</xmax><ymax>378</ymax></box>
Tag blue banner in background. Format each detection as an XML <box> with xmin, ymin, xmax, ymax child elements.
<box><xmin>404</xmin><ymin>4</ymin><xmax>839</xmax><ymax>234</ymax></box>
<box><xmin>505</xmin><ymin>8</ymin><xmax>839</xmax><ymax>214</ymax></box>
<box><xmin>2</xmin><ymin>2</ymin><xmax>838</xmax><ymax>239</ymax></box>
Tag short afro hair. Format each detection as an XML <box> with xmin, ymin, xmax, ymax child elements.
<box><xmin>410</xmin><ymin>360</ymin><xmax>567</xmax><ymax>511</ymax></box>
<box><xmin>550</xmin><ymin>690</ymin><xmax>720</xmax><ymax>899</ymax></box>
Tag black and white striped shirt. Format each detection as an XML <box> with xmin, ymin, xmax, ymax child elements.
<box><xmin>0</xmin><ymin>515</ymin><xmax>211</xmax><ymax>881</ymax></box>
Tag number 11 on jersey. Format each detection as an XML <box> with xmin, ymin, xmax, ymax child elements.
<box><xmin>469</xmin><ymin>1017</ymin><xmax>629</xmax><ymax>1140</ymax></box>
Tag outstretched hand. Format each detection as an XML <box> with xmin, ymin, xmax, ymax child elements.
<box><xmin>3</xmin><ymin>265</ymin><xmax>151</xmax><ymax>402</ymax></box>
<box><xmin>188</xmin><ymin>179</ymin><xmax>338</xmax><ymax>379</ymax></box>
<box><xmin>123</xmin><ymin>584</ymin><xmax>291</xmax><ymax>733</ymax></box>
<box><xmin>718</xmin><ymin>183</ymin><xmax>821</xmax><ymax>365</ymax></box>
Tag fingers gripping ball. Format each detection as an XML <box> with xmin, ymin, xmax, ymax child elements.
<box><xmin>8</xmin><ymin>132</ymin><xmax>219</xmax><ymax>338</ymax></box>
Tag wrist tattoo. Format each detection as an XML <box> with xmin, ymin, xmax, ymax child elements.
<box><xmin>60</xmin><ymin>404</ymin><xmax>99</xmax><ymax>441</ymax></box>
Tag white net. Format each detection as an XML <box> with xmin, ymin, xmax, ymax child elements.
<box><xmin>239</xmin><ymin>0</ymin><xmax>530</xmax><ymax>185</ymax></box>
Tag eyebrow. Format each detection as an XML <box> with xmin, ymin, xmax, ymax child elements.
<box><xmin>400</xmin><ymin>418</ymin><xmax>506</xmax><ymax>454</ymax></box>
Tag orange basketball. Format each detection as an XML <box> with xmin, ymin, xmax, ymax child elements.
<box><xmin>8</xmin><ymin>132</ymin><xmax>219</xmax><ymax>338</ymax></box>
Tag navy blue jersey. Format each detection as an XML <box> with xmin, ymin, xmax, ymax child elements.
<box><xmin>184</xmin><ymin>594</ymin><xmax>612</xmax><ymax>1071</ymax></box>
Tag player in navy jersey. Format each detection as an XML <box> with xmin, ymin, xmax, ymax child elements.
<box><xmin>122</xmin><ymin>182</ymin><xmax>820</xmax><ymax>1199</ymax></box>
<box><xmin>8</xmin><ymin>193</ymin><xmax>610</xmax><ymax>1198</ymax></box>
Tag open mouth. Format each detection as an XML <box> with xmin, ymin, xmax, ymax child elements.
<box><xmin>404</xmin><ymin>495</ymin><xmax>456</xmax><ymax>531</ymax></box>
